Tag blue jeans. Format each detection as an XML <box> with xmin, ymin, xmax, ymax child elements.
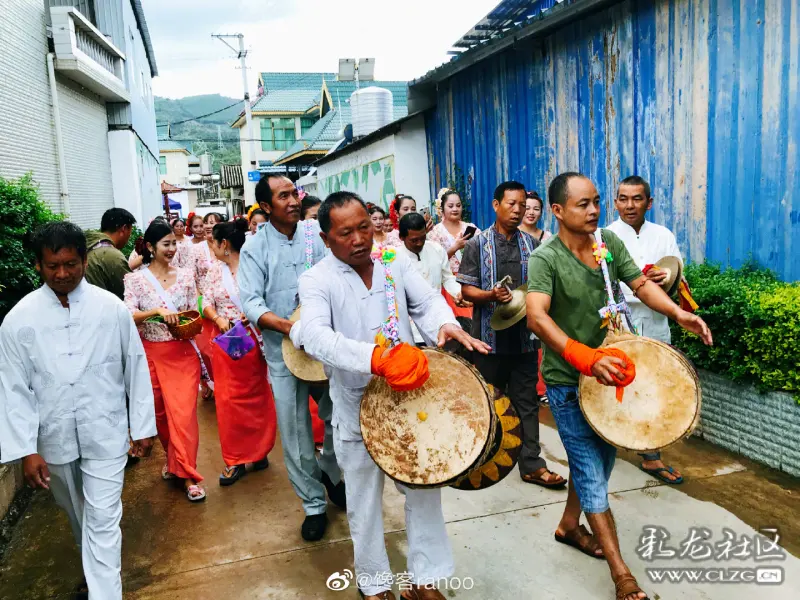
<box><xmin>547</xmin><ymin>385</ymin><xmax>616</xmax><ymax>513</ymax></box>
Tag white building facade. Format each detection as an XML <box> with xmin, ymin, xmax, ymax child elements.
<box><xmin>314</xmin><ymin>114</ymin><xmax>430</xmax><ymax>211</ymax></box>
<box><xmin>0</xmin><ymin>0</ymin><xmax>159</xmax><ymax>228</ymax></box>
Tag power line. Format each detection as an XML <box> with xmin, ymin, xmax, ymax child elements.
<box><xmin>157</xmin><ymin>100</ymin><xmax>242</xmax><ymax>126</ymax></box>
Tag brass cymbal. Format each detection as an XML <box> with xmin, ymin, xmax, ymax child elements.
<box><xmin>489</xmin><ymin>284</ymin><xmax>528</xmax><ymax>331</ymax></box>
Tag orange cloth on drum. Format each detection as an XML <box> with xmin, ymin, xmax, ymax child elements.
<box><xmin>562</xmin><ymin>339</ymin><xmax>636</xmax><ymax>403</ymax></box>
<box><xmin>144</xmin><ymin>340</ymin><xmax>203</xmax><ymax>482</ymax></box>
<box><xmin>371</xmin><ymin>343</ymin><xmax>430</xmax><ymax>392</ymax></box>
<box><xmin>209</xmin><ymin>324</ymin><xmax>277</xmax><ymax>466</ymax></box>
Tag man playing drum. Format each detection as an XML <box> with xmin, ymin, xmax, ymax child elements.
<box><xmin>608</xmin><ymin>175</ymin><xmax>685</xmax><ymax>484</ymax></box>
<box><xmin>295</xmin><ymin>192</ymin><xmax>489</xmax><ymax>600</ymax></box>
<box><xmin>526</xmin><ymin>172</ymin><xmax>713</xmax><ymax>600</ymax></box>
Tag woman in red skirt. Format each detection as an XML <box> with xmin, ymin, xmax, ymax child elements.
<box><xmin>201</xmin><ymin>218</ymin><xmax>278</xmax><ymax>485</ymax></box>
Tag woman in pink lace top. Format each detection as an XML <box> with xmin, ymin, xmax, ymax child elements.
<box><xmin>201</xmin><ymin>219</ymin><xmax>277</xmax><ymax>486</ymax></box>
<box><xmin>124</xmin><ymin>220</ymin><xmax>205</xmax><ymax>502</ymax></box>
<box><xmin>428</xmin><ymin>189</ymin><xmax>479</xmax><ymax>319</ymax></box>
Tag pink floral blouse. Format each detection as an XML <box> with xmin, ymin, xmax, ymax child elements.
<box><xmin>173</xmin><ymin>238</ymin><xmax>193</xmax><ymax>268</ymax></box>
<box><xmin>428</xmin><ymin>221</ymin><xmax>480</xmax><ymax>274</ymax></box>
<box><xmin>124</xmin><ymin>267</ymin><xmax>197</xmax><ymax>342</ymax></box>
<box><xmin>201</xmin><ymin>262</ymin><xmax>245</xmax><ymax>322</ymax></box>
<box><xmin>191</xmin><ymin>241</ymin><xmax>216</xmax><ymax>295</ymax></box>
<box><xmin>385</xmin><ymin>229</ymin><xmax>402</xmax><ymax>248</ymax></box>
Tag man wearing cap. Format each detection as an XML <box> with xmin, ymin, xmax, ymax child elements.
<box><xmin>607</xmin><ymin>175</ymin><xmax>685</xmax><ymax>485</ymax></box>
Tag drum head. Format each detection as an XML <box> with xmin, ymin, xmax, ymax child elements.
<box><xmin>451</xmin><ymin>387</ymin><xmax>522</xmax><ymax>490</ymax></box>
<box><xmin>579</xmin><ymin>336</ymin><xmax>701</xmax><ymax>452</ymax></box>
<box><xmin>282</xmin><ymin>306</ymin><xmax>328</xmax><ymax>385</ymax></box>
<box><xmin>360</xmin><ymin>348</ymin><xmax>492</xmax><ymax>487</ymax></box>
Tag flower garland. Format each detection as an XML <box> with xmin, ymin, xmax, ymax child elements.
<box><xmin>371</xmin><ymin>244</ymin><xmax>400</xmax><ymax>348</ymax></box>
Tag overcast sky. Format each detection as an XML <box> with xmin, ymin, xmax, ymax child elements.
<box><xmin>140</xmin><ymin>0</ymin><xmax>500</xmax><ymax>99</ymax></box>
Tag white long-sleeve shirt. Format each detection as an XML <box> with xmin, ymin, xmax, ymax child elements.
<box><xmin>297</xmin><ymin>253</ymin><xmax>458</xmax><ymax>441</ymax></box>
<box><xmin>396</xmin><ymin>240</ymin><xmax>462</xmax><ymax>344</ymax></box>
<box><xmin>607</xmin><ymin>219</ymin><xmax>683</xmax><ymax>343</ymax></box>
<box><xmin>0</xmin><ymin>280</ymin><xmax>156</xmax><ymax>465</ymax></box>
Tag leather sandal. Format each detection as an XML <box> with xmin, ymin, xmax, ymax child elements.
<box><xmin>521</xmin><ymin>467</ymin><xmax>567</xmax><ymax>489</ymax></box>
<box><xmin>400</xmin><ymin>585</ymin><xmax>446</xmax><ymax>600</ymax></box>
<box><xmin>358</xmin><ymin>589</ymin><xmax>396</xmax><ymax>600</ymax></box>
<box><xmin>161</xmin><ymin>464</ymin><xmax>177</xmax><ymax>481</ymax></box>
<box><xmin>614</xmin><ymin>574</ymin><xmax>648</xmax><ymax>600</ymax></box>
<box><xmin>554</xmin><ymin>524</ymin><xmax>605</xmax><ymax>559</ymax></box>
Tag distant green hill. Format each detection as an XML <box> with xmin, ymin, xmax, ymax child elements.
<box><xmin>155</xmin><ymin>94</ymin><xmax>242</xmax><ymax>171</ymax></box>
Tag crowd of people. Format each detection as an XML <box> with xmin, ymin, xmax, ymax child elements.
<box><xmin>0</xmin><ymin>170</ymin><xmax>713</xmax><ymax>600</ymax></box>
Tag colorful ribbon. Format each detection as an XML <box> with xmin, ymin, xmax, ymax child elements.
<box><xmin>371</xmin><ymin>244</ymin><xmax>400</xmax><ymax>348</ymax></box>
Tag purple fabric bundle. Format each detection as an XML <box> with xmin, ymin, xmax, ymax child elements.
<box><xmin>213</xmin><ymin>321</ymin><xmax>255</xmax><ymax>360</ymax></box>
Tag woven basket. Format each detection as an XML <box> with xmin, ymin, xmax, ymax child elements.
<box><xmin>168</xmin><ymin>310</ymin><xmax>203</xmax><ymax>340</ymax></box>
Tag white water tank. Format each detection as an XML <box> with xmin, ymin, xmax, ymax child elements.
<box><xmin>351</xmin><ymin>87</ymin><xmax>393</xmax><ymax>138</ymax></box>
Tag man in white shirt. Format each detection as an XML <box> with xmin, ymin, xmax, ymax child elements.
<box><xmin>0</xmin><ymin>221</ymin><xmax>157</xmax><ymax>600</ymax></box>
<box><xmin>607</xmin><ymin>175</ymin><xmax>684</xmax><ymax>485</ymax></box>
<box><xmin>295</xmin><ymin>192</ymin><xmax>489</xmax><ymax>600</ymax></box>
<box><xmin>396</xmin><ymin>212</ymin><xmax>464</xmax><ymax>345</ymax></box>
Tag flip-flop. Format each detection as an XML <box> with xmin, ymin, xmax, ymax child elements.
<box><xmin>186</xmin><ymin>484</ymin><xmax>206</xmax><ymax>503</ymax></box>
<box><xmin>554</xmin><ymin>524</ymin><xmax>605</xmax><ymax>559</ymax></box>
<box><xmin>219</xmin><ymin>465</ymin><xmax>246</xmax><ymax>486</ymax></box>
<box><xmin>161</xmin><ymin>464</ymin><xmax>177</xmax><ymax>481</ymax></box>
<box><xmin>639</xmin><ymin>465</ymin><xmax>683</xmax><ymax>484</ymax></box>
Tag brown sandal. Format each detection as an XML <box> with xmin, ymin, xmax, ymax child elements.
<box><xmin>522</xmin><ymin>467</ymin><xmax>567</xmax><ymax>489</ymax></box>
<box><xmin>614</xmin><ymin>574</ymin><xmax>648</xmax><ymax>600</ymax></box>
<box><xmin>400</xmin><ymin>586</ymin><xmax>445</xmax><ymax>600</ymax></box>
<box><xmin>554</xmin><ymin>524</ymin><xmax>605</xmax><ymax>559</ymax></box>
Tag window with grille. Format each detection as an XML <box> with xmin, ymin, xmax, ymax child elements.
<box><xmin>260</xmin><ymin>118</ymin><xmax>297</xmax><ymax>151</ymax></box>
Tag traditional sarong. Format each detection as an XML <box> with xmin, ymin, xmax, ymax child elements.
<box><xmin>144</xmin><ymin>340</ymin><xmax>203</xmax><ymax>482</ymax></box>
<box><xmin>209</xmin><ymin>325</ymin><xmax>278</xmax><ymax>466</ymax></box>
<box><xmin>309</xmin><ymin>397</ymin><xmax>325</xmax><ymax>445</ymax></box>
<box><xmin>442</xmin><ymin>288</ymin><xmax>472</xmax><ymax>319</ymax></box>
<box><xmin>195</xmin><ymin>318</ymin><xmax>216</xmax><ymax>382</ymax></box>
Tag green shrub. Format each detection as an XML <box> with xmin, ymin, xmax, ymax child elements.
<box><xmin>0</xmin><ymin>175</ymin><xmax>63</xmax><ymax>322</ymax></box>
<box><xmin>671</xmin><ymin>262</ymin><xmax>800</xmax><ymax>400</ymax></box>
<box><xmin>121</xmin><ymin>224</ymin><xmax>143</xmax><ymax>259</ymax></box>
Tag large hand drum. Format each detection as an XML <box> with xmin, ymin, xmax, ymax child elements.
<box><xmin>360</xmin><ymin>349</ymin><xmax>518</xmax><ymax>489</ymax></box>
<box><xmin>579</xmin><ymin>335</ymin><xmax>701</xmax><ymax>452</ymax></box>
<box><xmin>281</xmin><ymin>306</ymin><xmax>328</xmax><ymax>385</ymax></box>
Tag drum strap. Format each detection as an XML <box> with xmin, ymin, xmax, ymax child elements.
<box><xmin>592</xmin><ymin>230</ymin><xmax>632</xmax><ymax>333</ymax></box>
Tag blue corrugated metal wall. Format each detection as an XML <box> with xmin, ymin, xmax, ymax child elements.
<box><xmin>425</xmin><ymin>0</ymin><xmax>799</xmax><ymax>281</ymax></box>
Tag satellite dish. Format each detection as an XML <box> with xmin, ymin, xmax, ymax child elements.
<box><xmin>344</xmin><ymin>124</ymin><xmax>354</xmax><ymax>142</ymax></box>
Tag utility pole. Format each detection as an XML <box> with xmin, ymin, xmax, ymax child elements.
<box><xmin>217</xmin><ymin>125</ymin><xmax>223</xmax><ymax>150</ymax></box>
<box><xmin>212</xmin><ymin>33</ymin><xmax>256</xmax><ymax>207</ymax></box>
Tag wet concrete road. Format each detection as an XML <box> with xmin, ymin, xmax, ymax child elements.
<box><xmin>1</xmin><ymin>397</ymin><xmax>799</xmax><ymax>599</ymax></box>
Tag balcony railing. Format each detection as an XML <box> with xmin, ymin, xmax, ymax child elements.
<box><xmin>50</xmin><ymin>6</ymin><xmax>129</xmax><ymax>102</ymax></box>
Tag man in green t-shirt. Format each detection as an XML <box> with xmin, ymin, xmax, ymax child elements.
<box><xmin>526</xmin><ymin>172</ymin><xmax>712</xmax><ymax>600</ymax></box>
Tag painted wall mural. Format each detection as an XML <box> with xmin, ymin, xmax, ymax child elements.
<box><xmin>318</xmin><ymin>156</ymin><xmax>396</xmax><ymax>210</ymax></box>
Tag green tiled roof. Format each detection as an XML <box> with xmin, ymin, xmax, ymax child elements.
<box><xmin>276</xmin><ymin>104</ymin><xmax>409</xmax><ymax>164</ymax></box>
<box><xmin>158</xmin><ymin>140</ymin><xmax>189</xmax><ymax>153</ymax></box>
<box><xmin>325</xmin><ymin>80</ymin><xmax>409</xmax><ymax>107</ymax></box>
<box><xmin>251</xmin><ymin>72</ymin><xmax>336</xmax><ymax>113</ymax></box>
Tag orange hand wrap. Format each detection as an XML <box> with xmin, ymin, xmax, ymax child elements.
<box><xmin>371</xmin><ymin>343</ymin><xmax>430</xmax><ymax>392</ymax></box>
<box><xmin>562</xmin><ymin>339</ymin><xmax>636</xmax><ymax>402</ymax></box>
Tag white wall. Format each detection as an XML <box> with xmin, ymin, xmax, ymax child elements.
<box><xmin>315</xmin><ymin>115</ymin><xmax>431</xmax><ymax>211</ymax></box>
<box><xmin>393</xmin><ymin>115</ymin><xmax>431</xmax><ymax>211</ymax></box>
<box><xmin>109</xmin><ymin>130</ymin><xmax>142</xmax><ymax>222</ymax></box>
<box><xmin>0</xmin><ymin>0</ymin><xmax>63</xmax><ymax>213</ymax></box>
<box><xmin>161</xmin><ymin>151</ymin><xmax>189</xmax><ymax>185</ymax></box>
